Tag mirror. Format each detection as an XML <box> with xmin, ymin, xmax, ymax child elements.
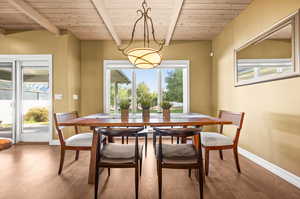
<box><xmin>235</xmin><ymin>11</ymin><xmax>299</xmax><ymax>86</ymax></box>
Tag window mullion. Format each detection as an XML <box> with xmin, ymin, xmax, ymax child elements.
<box><xmin>157</xmin><ymin>69</ymin><xmax>162</xmax><ymax>112</ymax></box>
<box><xmin>132</xmin><ymin>70</ymin><xmax>137</xmax><ymax>115</ymax></box>
<box><xmin>106</xmin><ymin>69</ymin><xmax>111</xmax><ymax>113</ymax></box>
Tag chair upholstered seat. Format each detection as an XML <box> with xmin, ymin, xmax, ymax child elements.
<box><xmin>65</xmin><ymin>132</ymin><xmax>93</xmax><ymax>147</ymax></box>
<box><xmin>100</xmin><ymin>143</ymin><xmax>143</xmax><ymax>164</ymax></box>
<box><xmin>156</xmin><ymin>144</ymin><xmax>198</xmax><ymax>164</ymax></box>
<box><xmin>201</xmin><ymin>132</ymin><xmax>233</xmax><ymax>147</ymax></box>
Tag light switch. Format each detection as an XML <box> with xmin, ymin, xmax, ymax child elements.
<box><xmin>54</xmin><ymin>94</ymin><xmax>63</xmax><ymax>100</ymax></box>
<box><xmin>73</xmin><ymin>94</ymin><xmax>79</xmax><ymax>100</ymax></box>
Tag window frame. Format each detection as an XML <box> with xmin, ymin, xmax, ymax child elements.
<box><xmin>234</xmin><ymin>10</ymin><xmax>300</xmax><ymax>87</ymax></box>
<box><xmin>103</xmin><ymin>60</ymin><xmax>190</xmax><ymax>114</ymax></box>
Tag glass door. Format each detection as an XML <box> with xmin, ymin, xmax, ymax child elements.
<box><xmin>20</xmin><ymin>62</ymin><xmax>50</xmax><ymax>142</ymax></box>
<box><xmin>0</xmin><ymin>61</ymin><xmax>16</xmax><ymax>141</ymax></box>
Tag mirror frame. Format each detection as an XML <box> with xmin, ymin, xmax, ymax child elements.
<box><xmin>234</xmin><ymin>10</ymin><xmax>300</xmax><ymax>87</ymax></box>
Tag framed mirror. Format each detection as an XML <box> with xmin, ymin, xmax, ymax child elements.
<box><xmin>235</xmin><ymin>10</ymin><xmax>300</xmax><ymax>86</ymax></box>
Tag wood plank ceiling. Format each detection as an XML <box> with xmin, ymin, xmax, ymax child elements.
<box><xmin>0</xmin><ymin>0</ymin><xmax>252</xmax><ymax>42</ymax></box>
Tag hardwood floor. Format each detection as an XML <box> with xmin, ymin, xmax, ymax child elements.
<box><xmin>0</xmin><ymin>140</ymin><xmax>299</xmax><ymax>199</ymax></box>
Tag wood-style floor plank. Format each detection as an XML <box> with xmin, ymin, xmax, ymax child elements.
<box><xmin>0</xmin><ymin>140</ymin><xmax>299</xmax><ymax>199</ymax></box>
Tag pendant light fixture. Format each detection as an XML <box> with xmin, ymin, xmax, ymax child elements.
<box><xmin>118</xmin><ymin>0</ymin><xmax>165</xmax><ymax>69</ymax></box>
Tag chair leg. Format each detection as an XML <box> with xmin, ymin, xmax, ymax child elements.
<box><xmin>233</xmin><ymin>148</ymin><xmax>241</xmax><ymax>173</ymax></box>
<box><xmin>108</xmin><ymin>168</ymin><xmax>111</xmax><ymax>176</ymax></box>
<box><xmin>198</xmin><ymin>167</ymin><xmax>204</xmax><ymax>199</ymax></box>
<box><xmin>135</xmin><ymin>165</ymin><xmax>139</xmax><ymax>199</ymax></box>
<box><xmin>58</xmin><ymin>148</ymin><xmax>65</xmax><ymax>175</ymax></box>
<box><xmin>219</xmin><ymin>150</ymin><xmax>223</xmax><ymax>160</ymax></box>
<box><xmin>158</xmin><ymin>165</ymin><xmax>162</xmax><ymax>199</ymax></box>
<box><xmin>156</xmin><ymin>160</ymin><xmax>159</xmax><ymax>176</ymax></box>
<box><xmin>140</xmin><ymin>158</ymin><xmax>143</xmax><ymax>176</ymax></box>
<box><xmin>171</xmin><ymin>136</ymin><xmax>173</xmax><ymax>144</ymax></box>
<box><xmin>205</xmin><ymin>149</ymin><xmax>210</xmax><ymax>176</ymax></box>
<box><xmin>75</xmin><ymin>150</ymin><xmax>80</xmax><ymax>161</ymax></box>
<box><xmin>176</xmin><ymin>137</ymin><xmax>180</xmax><ymax>144</ymax></box>
<box><xmin>188</xmin><ymin>168</ymin><xmax>192</xmax><ymax>177</ymax></box>
<box><xmin>122</xmin><ymin>136</ymin><xmax>124</xmax><ymax>144</ymax></box>
<box><xmin>126</xmin><ymin>136</ymin><xmax>129</xmax><ymax>144</ymax></box>
<box><xmin>153</xmin><ymin>134</ymin><xmax>156</xmax><ymax>154</ymax></box>
<box><xmin>145</xmin><ymin>134</ymin><xmax>148</xmax><ymax>157</ymax></box>
<box><xmin>94</xmin><ymin>165</ymin><xmax>100</xmax><ymax>199</ymax></box>
<box><xmin>103</xmin><ymin>136</ymin><xmax>107</xmax><ymax>145</ymax></box>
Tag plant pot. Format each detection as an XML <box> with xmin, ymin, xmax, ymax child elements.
<box><xmin>121</xmin><ymin>109</ymin><xmax>129</xmax><ymax>120</ymax></box>
<box><xmin>142</xmin><ymin>109</ymin><xmax>150</xmax><ymax>121</ymax></box>
<box><xmin>163</xmin><ymin>109</ymin><xmax>170</xmax><ymax>120</ymax></box>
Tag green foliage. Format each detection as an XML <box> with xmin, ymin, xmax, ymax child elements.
<box><xmin>161</xmin><ymin>101</ymin><xmax>172</xmax><ymax>109</ymax></box>
<box><xmin>137</xmin><ymin>82</ymin><xmax>157</xmax><ymax>107</ymax></box>
<box><xmin>149</xmin><ymin>92</ymin><xmax>158</xmax><ymax>107</ymax></box>
<box><xmin>110</xmin><ymin>83</ymin><xmax>131</xmax><ymax>107</ymax></box>
<box><xmin>24</xmin><ymin>107</ymin><xmax>49</xmax><ymax>122</ymax></box>
<box><xmin>164</xmin><ymin>69</ymin><xmax>183</xmax><ymax>102</ymax></box>
<box><xmin>136</xmin><ymin>82</ymin><xmax>150</xmax><ymax>99</ymax></box>
<box><xmin>119</xmin><ymin>99</ymin><xmax>131</xmax><ymax>110</ymax></box>
<box><xmin>139</xmin><ymin>94</ymin><xmax>153</xmax><ymax>110</ymax></box>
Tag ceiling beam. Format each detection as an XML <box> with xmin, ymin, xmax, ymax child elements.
<box><xmin>90</xmin><ymin>0</ymin><xmax>122</xmax><ymax>46</ymax></box>
<box><xmin>165</xmin><ymin>0</ymin><xmax>184</xmax><ymax>46</ymax></box>
<box><xmin>7</xmin><ymin>0</ymin><xmax>60</xmax><ymax>35</ymax></box>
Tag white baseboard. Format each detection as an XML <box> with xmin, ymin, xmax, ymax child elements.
<box><xmin>49</xmin><ymin>139</ymin><xmax>60</xmax><ymax>146</ymax></box>
<box><xmin>238</xmin><ymin>147</ymin><xmax>300</xmax><ymax>189</ymax></box>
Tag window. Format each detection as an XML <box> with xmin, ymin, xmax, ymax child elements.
<box><xmin>104</xmin><ymin>60</ymin><xmax>189</xmax><ymax>114</ymax></box>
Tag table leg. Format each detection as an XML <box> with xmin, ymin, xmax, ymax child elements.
<box><xmin>88</xmin><ymin>128</ymin><xmax>99</xmax><ymax>184</ymax></box>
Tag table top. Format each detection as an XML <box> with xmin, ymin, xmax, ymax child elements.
<box><xmin>58</xmin><ymin>113</ymin><xmax>232</xmax><ymax>127</ymax></box>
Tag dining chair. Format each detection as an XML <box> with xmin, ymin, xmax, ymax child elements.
<box><xmin>53</xmin><ymin>111</ymin><xmax>105</xmax><ymax>175</ymax></box>
<box><xmin>154</xmin><ymin>127</ymin><xmax>204</xmax><ymax>199</ymax></box>
<box><xmin>94</xmin><ymin>127</ymin><xmax>144</xmax><ymax>199</ymax></box>
<box><xmin>201</xmin><ymin>110</ymin><xmax>245</xmax><ymax>176</ymax></box>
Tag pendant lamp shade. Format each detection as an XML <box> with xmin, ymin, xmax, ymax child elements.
<box><xmin>127</xmin><ymin>48</ymin><xmax>162</xmax><ymax>69</ymax></box>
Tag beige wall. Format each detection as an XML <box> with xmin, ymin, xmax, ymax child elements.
<box><xmin>66</xmin><ymin>34</ymin><xmax>81</xmax><ymax>113</ymax></box>
<box><xmin>0</xmin><ymin>30</ymin><xmax>81</xmax><ymax>138</ymax></box>
<box><xmin>212</xmin><ymin>0</ymin><xmax>300</xmax><ymax>175</ymax></box>
<box><xmin>80</xmin><ymin>40</ymin><xmax>213</xmax><ymax>116</ymax></box>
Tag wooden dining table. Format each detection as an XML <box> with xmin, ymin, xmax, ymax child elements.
<box><xmin>58</xmin><ymin>113</ymin><xmax>232</xmax><ymax>184</ymax></box>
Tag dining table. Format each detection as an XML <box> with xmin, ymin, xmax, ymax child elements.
<box><xmin>58</xmin><ymin>112</ymin><xmax>232</xmax><ymax>184</ymax></box>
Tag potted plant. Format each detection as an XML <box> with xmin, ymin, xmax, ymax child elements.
<box><xmin>119</xmin><ymin>99</ymin><xmax>130</xmax><ymax>120</ymax></box>
<box><xmin>139</xmin><ymin>95</ymin><xmax>152</xmax><ymax>121</ymax></box>
<box><xmin>161</xmin><ymin>101</ymin><xmax>172</xmax><ymax>120</ymax></box>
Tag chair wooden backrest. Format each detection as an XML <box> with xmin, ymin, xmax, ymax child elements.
<box><xmin>53</xmin><ymin>111</ymin><xmax>79</xmax><ymax>146</ymax></box>
<box><xmin>218</xmin><ymin>110</ymin><xmax>245</xmax><ymax>146</ymax></box>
